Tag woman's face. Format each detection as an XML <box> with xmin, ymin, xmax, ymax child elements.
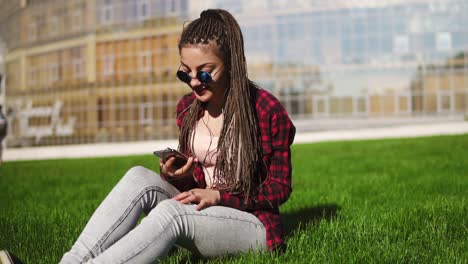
<box><xmin>179</xmin><ymin>43</ymin><xmax>228</xmax><ymax>108</ymax></box>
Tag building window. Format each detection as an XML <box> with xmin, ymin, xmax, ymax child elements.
<box><xmin>137</xmin><ymin>0</ymin><xmax>150</xmax><ymax>21</ymax></box>
<box><xmin>0</xmin><ymin>74</ymin><xmax>3</xmax><ymax>94</ymax></box>
<box><xmin>167</xmin><ymin>0</ymin><xmax>178</xmax><ymax>14</ymax></box>
<box><xmin>36</xmin><ymin>15</ymin><xmax>46</xmax><ymax>37</ymax></box>
<box><xmin>28</xmin><ymin>21</ymin><xmax>37</xmax><ymax>41</ymax></box>
<box><xmin>71</xmin><ymin>47</ymin><xmax>84</xmax><ymax>79</ymax></box>
<box><xmin>436</xmin><ymin>32</ymin><xmax>452</xmax><ymax>51</ymax></box>
<box><xmin>393</xmin><ymin>35</ymin><xmax>409</xmax><ymax>54</ymax></box>
<box><xmin>103</xmin><ymin>55</ymin><xmax>114</xmax><ymax>76</ymax></box>
<box><xmin>50</xmin><ymin>63</ymin><xmax>59</xmax><ymax>83</ymax></box>
<box><xmin>28</xmin><ymin>66</ymin><xmax>39</xmax><ymax>85</ymax></box>
<box><xmin>102</xmin><ymin>0</ymin><xmax>114</xmax><ymax>25</ymax></box>
<box><xmin>139</xmin><ymin>102</ymin><xmax>153</xmax><ymax>125</ymax></box>
<box><xmin>49</xmin><ymin>16</ymin><xmax>58</xmax><ymax>36</ymax></box>
<box><xmin>98</xmin><ymin>98</ymin><xmax>105</xmax><ymax>128</ymax></box>
<box><xmin>138</xmin><ymin>51</ymin><xmax>152</xmax><ymax>73</ymax></box>
<box><xmin>72</xmin><ymin>10</ymin><xmax>83</xmax><ymax>31</ymax></box>
<box><xmin>312</xmin><ymin>95</ymin><xmax>330</xmax><ymax>118</ymax></box>
<box><xmin>73</xmin><ymin>58</ymin><xmax>84</xmax><ymax>79</ymax></box>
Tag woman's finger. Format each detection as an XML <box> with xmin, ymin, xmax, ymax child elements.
<box><xmin>160</xmin><ymin>163</ymin><xmax>175</xmax><ymax>176</ymax></box>
<box><xmin>174</xmin><ymin>191</ymin><xmax>189</xmax><ymax>201</ymax></box>
<box><xmin>179</xmin><ymin>195</ymin><xmax>197</xmax><ymax>204</ymax></box>
<box><xmin>165</xmin><ymin>157</ymin><xmax>175</xmax><ymax>169</ymax></box>
<box><xmin>174</xmin><ymin>157</ymin><xmax>194</xmax><ymax>176</ymax></box>
<box><xmin>195</xmin><ymin>200</ymin><xmax>207</xmax><ymax>211</ymax></box>
<box><xmin>179</xmin><ymin>192</ymin><xmax>199</xmax><ymax>204</ymax></box>
<box><xmin>174</xmin><ymin>190</ymin><xmax>201</xmax><ymax>204</ymax></box>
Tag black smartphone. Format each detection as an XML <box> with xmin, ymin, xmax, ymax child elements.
<box><xmin>153</xmin><ymin>147</ymin><xmax>188</xmax><ymax>169</ymax></box>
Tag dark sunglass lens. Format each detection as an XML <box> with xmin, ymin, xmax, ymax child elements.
<box><xmin>176</xmin><ymin>71</ymin><xmax>191</xmax><ymax>83</ymax></box>
<box><xmin>197</xmin><ymin>71</ymin><xmax>212</xmax><ymax>84</ymax></box>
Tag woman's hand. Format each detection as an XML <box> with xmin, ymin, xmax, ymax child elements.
<box><xmin>174</xmin><ymin>188</ymin><xmax>220</xmax><ymax>210</ymax></box>
<box><xmin>160</xmin><ymin>156</ymin><xmax>197</xmax><ymax>179</ymax></box>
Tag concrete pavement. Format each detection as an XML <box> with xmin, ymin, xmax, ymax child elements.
<box><xmin>3</xmin><ymin>121</ymin><xmax>468</xmax><ymax>162</ymax></box>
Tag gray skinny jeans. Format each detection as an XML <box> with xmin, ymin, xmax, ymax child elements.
<box><xmin>59</xmin><ymin>166</ymin><xmax>267</xmax><ymax>264</ymax></box>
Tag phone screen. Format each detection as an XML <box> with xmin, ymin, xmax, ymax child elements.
<box><xmin>153</xmin><ymin>148</ymin><xmax>188</xmax><ymax>168</ymax></box>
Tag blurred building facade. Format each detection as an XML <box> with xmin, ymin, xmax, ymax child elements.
<box><xmin>211</xmin><ymin>0</ymin><xmax>468</xmax><ymax>119</ymax></box>
<box><xmin>0</xmin><ymin>0</ymin><xmax>467</xmax><ymax>147</ymax></box>
<box><xmin>1</xmin><ymin>0</ymin><xmax>188</xmax><ymax>146</ymax></box>
<box><xmin>0</xmin><ymin>49</ymin><xmax>4</xmax><ymax>107</ymax></box>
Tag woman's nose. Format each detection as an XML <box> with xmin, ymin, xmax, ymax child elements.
<box><xmin>189</xmin><ymin>76</ymin><xmax>202</xmax><ymax>87</ymax></box>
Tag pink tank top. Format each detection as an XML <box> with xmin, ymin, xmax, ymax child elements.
<box><xmin>192</xmin><ymin>119</ymin><xmax>219</xmax><ymax>188</ymax></box>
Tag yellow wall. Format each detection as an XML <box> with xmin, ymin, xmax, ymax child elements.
<box><xmin>96</xmin><ymin>33</ymin><xmax>180</xmax><ymax>83</ymax></box>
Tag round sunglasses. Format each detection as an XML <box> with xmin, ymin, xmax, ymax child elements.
<box><xmin>176</xmin><ymin>65</ymin><xmax>223</xmax><ymax>85</ymax></box>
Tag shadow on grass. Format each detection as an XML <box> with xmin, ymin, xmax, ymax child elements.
<box><xmin>282</xmin><ymin>203</ymin><xmax>341</xmax><ymax>236</ymax></box>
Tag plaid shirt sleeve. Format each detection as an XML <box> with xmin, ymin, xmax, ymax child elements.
<box><xmin>217</xmin><ymin>90</ymin><xmax>295</xmax><ymax>211</ymax></box>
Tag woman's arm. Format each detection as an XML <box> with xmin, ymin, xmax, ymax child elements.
<box><xmin>161</xmin><ymin>160</ymin><xmax>207</xmax><ymax>195</ymax></box>
<box><xmin>164</xmin><ymin>94</ymin><xmax>207</xmax><ymax>191</ymax></box>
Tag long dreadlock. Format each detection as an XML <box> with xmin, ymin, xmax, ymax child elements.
<box><xmin>178</xmin><ymin>9</ymin><xmax>263</xmax><ymax>199</ymax></box>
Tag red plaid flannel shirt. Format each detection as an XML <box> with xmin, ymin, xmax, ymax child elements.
<box><xmin>165</xmin><ymin>88</ymin><xmax>295</xmax><ymax>250</ymax></box>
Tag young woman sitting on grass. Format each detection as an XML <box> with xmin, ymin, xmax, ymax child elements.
<box><xmin>1</xmin><ymin>8</ymin><xmax>296</xmax><ymax>264</ymax></box>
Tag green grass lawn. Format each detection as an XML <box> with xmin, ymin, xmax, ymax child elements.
<box><xmin>1</xmin><ymin>135</ymin><xmax>467</xmax><ymax>263</ymax></box>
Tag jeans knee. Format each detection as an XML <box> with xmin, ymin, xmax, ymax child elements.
<box><xmin>125</xmin><ymin>165</ymin><xmax>152</xmax><ymax>177</ymax></box>
<box><xmin>155</xmin><ymin>199</ymin><xmax>180</xmax><ymax>212</ymax></box>
<box><xmin>150</xmin><ymin>199</ymin><xmax>188</xmax><ymax>219</ymax></box>
<box><xmin>122</xmin><ymin>166</ymin><xmax>163</xmax><ymax>188</ymax></box>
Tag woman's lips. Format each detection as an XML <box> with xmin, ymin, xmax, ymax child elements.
<box><xmin>194</xmin><ymin>88</ymin><xmax>208</xmax><ymax>96</ymax></box>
